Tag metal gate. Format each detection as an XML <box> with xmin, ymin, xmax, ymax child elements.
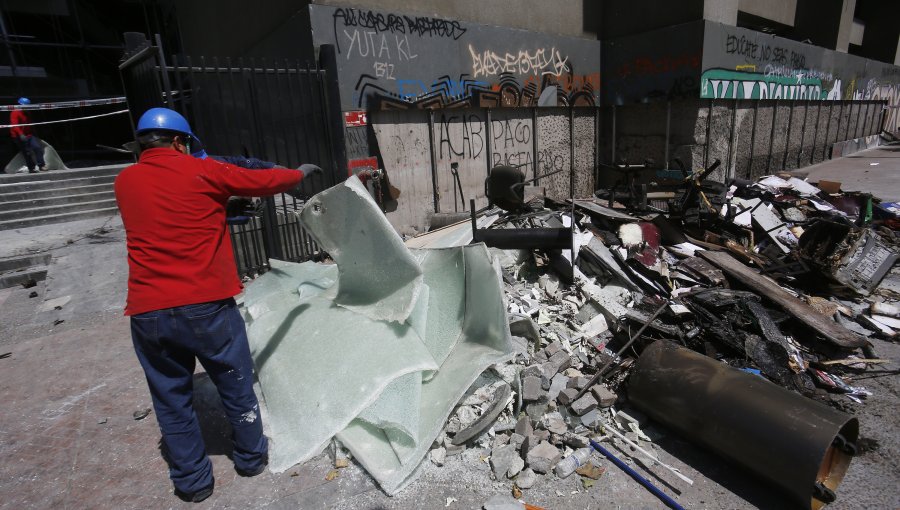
<box><xmin>118</xmin><ymin>34</ymin><xmax>344</xmax><ymax>276</ymax></box>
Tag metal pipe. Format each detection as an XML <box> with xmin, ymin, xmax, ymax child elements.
<box><xmin>589</xmin><ymin>439</ymin><xmax>685</xmax><ymax>510</ymax></box>
<box><xmin>428</xmin><ymin>110</ymin><xmax>440</xmax><ymax>213</ymax></box>
<box><xmin>628</xmin><ymin>341</ymin><xmax>858</xmax><ymax>510</ymax></box>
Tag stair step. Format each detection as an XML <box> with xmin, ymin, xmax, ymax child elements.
<box><xmin>0</xmin><ymin>183</ymin><xmax>113</xmax><ymax>202</ymax></box>
<box><xmin>0</xmin><ymin>175</ymin><xmax>117</xmax><ymax>195</ymax></box>
<box><xmin>0</xmin><ymin>164</ymin><xmax>127</xmax><ymax>184</ymax></box>
<box><xmin>0</xmin><ymin>191</ymin><xmax>116</xmax><ymax>212</ymax></box>
<box><xmin>0</xmin><ymin>198</ymin><xmax>119</xmax><ymax>221</ymax></box>
<box><xmin>0</xmin><ymin>207</ymin><xmax>120</xmax><ymax>231</ymax></box>
<box><xmin>0</xmin><ymin>253</ymin><xmax>52</xmax><ymax>273</ymax></box>
<box><xmin>0</xmin><ymin>266</ymin><xmax>48</xmax><ymax>290</ymax></box>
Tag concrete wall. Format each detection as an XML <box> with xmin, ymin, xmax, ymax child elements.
<box><xmin>313</xmin><ymin>0</ymin><xmax>597</xmax><ymax>39</ymax></box>
<box><xmin>605</xmin><ymin>97</ymin><xmax>884</xmax><ymax>184</ymax></box>
<box><xmin>309</xmin><ymin>3</ymin><xmax>602</xmax><ymax>111</ymax></box>
<box><xmin>371</xmin><ymin>107</ymin><xmax>596</xmax><ymax>234</ymax></box>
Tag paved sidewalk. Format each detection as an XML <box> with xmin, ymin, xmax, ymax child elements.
<box><xmin>793</xmin><ymin>143</ymin><xmax>900</xmax><ymax>202</ymax></box>
<box><xmin>0</xmin><ymin>162</ymin><xmax>899</xmax><ymax>509</ymax></box>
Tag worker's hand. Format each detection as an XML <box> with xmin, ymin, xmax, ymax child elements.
<box><xmin>298</xmin><ymin>163</ymin><xmax>323</xmax><ymax>179</ymax></box>
<box><xmin>18</xmin><ymin>135</ymin><xmax>27</xmax><ymax>142</ymax></box>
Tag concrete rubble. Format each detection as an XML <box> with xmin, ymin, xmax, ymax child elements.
<box><xmin>238</xmin><ymin>167</ymin><xmax>900</xmax><ymax>508</ymax></box>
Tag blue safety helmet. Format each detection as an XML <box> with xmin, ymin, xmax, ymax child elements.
<box><xmin>135</xmin><ymin>107</ymin><xmax>203</xmax><ymax>147</ymax></box>
<box><xmin>17</xmin><ymin>97</ymin><xmax>30</xmax><ymax>105</ymax></box>
<box><xmin>192</xmin><ymin>149</ymin><xmax>209</xmax><ymax>159</ymax></box>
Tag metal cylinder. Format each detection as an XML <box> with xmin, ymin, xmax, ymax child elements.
<box><xmin>628</xmin><ymin>341</ymin><xmax>858</xmax><ymax>510</ymax></box>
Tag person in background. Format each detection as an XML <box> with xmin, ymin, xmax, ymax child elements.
<box><xmin>115</xmin><ymin>107</ymin><xmax>321</xmax><ymax>503</ymax></box>
<box><xmin>9</xmin><ymin>97</ymin><xmax>46</xmax><ymax>173</ymax></box>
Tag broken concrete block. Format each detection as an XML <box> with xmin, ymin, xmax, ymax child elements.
<box><xmin>563</xmin><ymin>367</ymin><xmax>584</xmax><ymax>378</ymax></box>
<box><xmin>525</xmin><ymin>401</ymin><xmax>549</xmax><ymax>423</ymax></box>
<box><xmin>522</xmin><ymin>376</ymin><xmax>545</xmax><ymax>401</ymax></box>
<box><xmin>515</xmin><ymin>468</ymin><xmax>537</xmax><ymax>489</ymax></box>
<box><xmin>543</xmin><ymin>350</ymin><xmax>572</xmax><ymax>378</ymax></box>
<box><xmin>567</xmin><ymin>376</ymin><xmax>590</xmax><ymax>390</ymax></box>
<box><xmin>580</xmin><ymin>409</ymin><xmax>602</xmax><ymax>428</ymax></box>
<box><xmin>527</xmin><ymin>440</ymin><xmax>562</xmax><ymax>474</ymax></box>
<box><xmin>519</xmin><ymin>435</ymin><xmax>540</xmax><ymax>459</ymax></box>
<box><xmin>492</xmin><ymin>433</ymin><xmax>510</xmax><ymax>448</ymax></box>
<box><xmin>562</xmin><ymin>432</ymin><xmax>590</xmax><ymax>449</ymax></box>
<box><xmin>570</xmin><ymin>394</ymin><xmax>598</xmax><ymax>416</ymax></box>
<box><xmin>533</xmin><ymin>429</ymin><xmax>551</xmax><ymax>442</ymax></box>
<box><xmin>507</xmin><ymin>456</ymin><xmax>525</xmax><ymax>478</ymax></box>
<box><xmin>509</xmin><ymin>432</ymin><xmax>526</xmax><ymax>451</ymax></box>
<box><xmin>430</xmin><ymin>447</ymin><xmax>446</xmax><ymax>466</ymax></box>
<box><xmin>548</xmin><ymin>374</ymin><xmax>569</xmax><ymax>400</ymax></box>
<box><xmin>557</xmin><ymin>388</ymin><xmax>579</xmax><ymax>406</ymax></box>
<box><xmin>540</xmin><ymin>375</ymin><xmax>552</xmax><ymax>391</ymax></box>
<box><xmin>445</xmin><ymin>443</ymin><xmax>466</xmax><ymax>457</ymax></box>
<box><xmin>541</xmin><ymin>412</ymin><xmax>568</xmax><ymax>435</ymax></box>
<box><xmin>521</xmin><ymin>365</ymin><xmax>543</xmax><ymax>379</ymax></box>
<box><xmin>590</xmin><ymin>385</ymin><xmax>617</xmax><ymax>408</ymax></box>
<box><xmin>515</xmin><ymin>416</ymin><xmax>533</xmax><ymax>437</ymax></box>
<box><xmin>490</xmin><ymin>444</ymin><xmax>520</xmax><ymax>480</ymax></box>
<box><xmin>544</xmin><ymin>341</ymin><xmax>562</xmax><ymax>357</ymax></box>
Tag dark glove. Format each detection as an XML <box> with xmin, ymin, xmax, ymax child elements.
<box><xmin>298</xmin><ymin>163</ymin><xmax>323</xmax><ymax>179</ymax></box>
<box><xmin>18</xmin><ymin>135</ymin><xmax>27</xmax><ymax>142</ymax></box>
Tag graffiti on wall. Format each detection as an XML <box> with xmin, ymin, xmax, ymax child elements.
<box><xmin>312</xmin><ymin>4</ymin><xmax>602</xmax><ymax>111</ymax></box>
<box><xmin>700</xmin><ymin>22</ymin><xmax>900</xmax><ymax>132</ymax></box>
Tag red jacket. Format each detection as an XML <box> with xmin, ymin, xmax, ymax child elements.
<box><xmin>9</xmin><ymin>109</ymin><xmax>32</xmax><ymax>138</ymax></box>
<box><xmin>115</xmin><ymin>147</ymin><xmax>303</xmax><ymax>315</ymax></box>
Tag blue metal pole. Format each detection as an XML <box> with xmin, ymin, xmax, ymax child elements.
<box><xmin>589</xmin><ymin>439</ymin><xmax>685</xmax><ymax>510</ymax></box>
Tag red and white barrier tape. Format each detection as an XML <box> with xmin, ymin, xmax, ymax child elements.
<box><xmin>0</xmin><ymin>109</ymin><xmax>128</xmax><ymax>128</ymax></box>
<box><xmin>0</xmin><ymin>97</ymin><xmax>127</xmax><ymax>112</ymax></box>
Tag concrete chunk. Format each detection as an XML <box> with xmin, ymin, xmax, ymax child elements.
<box><xmin>543</xmin><ymin>350</ymin><xmax>573</xmax><ymax>377</ymax></box>
<box><xmin>567</xmin><ymin>376</ymin><xmax>591</xmax><ymax>390</ymax></box>
<box><xmin>541</xmin><ymin>411</ymin><xmax>568</xmax><ymax>435</ymax></box>
<box><xmin>526</xmin><ymin>440</ymin><xmax>562</xmax><ymax>474</ymax></box>
<box><xmin>548</xmin><ymin>374</ymin><xmax>569</xmax><ymax>400</ymax></box>
<box><xmin>522</xmin><ymin>376</ymin><xmax>545</xmax><ymax>401</ymax></box>
<box><xmin>483</xmin><ymin>493</ymin><xmax>526</xmax><ymax>510</ymax></box>
<box><xmin>557</xmin><ymin>388</ymin><xmax>579</xmax><ymax>406</ymax></box>
<box><xmin>515</xmin><ymin>468</ymin><xmax>537</xmax><ymax>489</ymax></box>
<box><xmin>580</xmin><ymin>409</ymin><xmax>602</xmax><ymax>428</ymax></box>
<box><xmin>515</xmin><ymin>416</ymin><xmax>533</xmax><ymax>437</ymax></box>
<box><xmin>521</xmin><ymin>365</ymin><xmax>543</xmax><ymax>379</ymax></box>
<box><xmin>591</xmin><ymin>385</ymin><xmax>617</xmax><ymax>408</ymax></box>
<box><xmin>507</xmin><ymin>456</ymin><xmax>525</xmax><ymax>478</ymax></box>
<box><xmin>509</xmin><ymin>432</ymin><xmax>526</xmax><ymax>451</ymax></box>
<box><xmin>544</xmin><ymin>341</ymin><xmax>562</xmax><ymax>357</ymax></box>
<box><xmin>570</xmin><ymin>394</ymin><xmax>598</xmax><ymax>416</ymax></box>
<box><xmin>490</xmin><ymin>444</ymin><xmax>520</xmax><ymax>480</ymax></box>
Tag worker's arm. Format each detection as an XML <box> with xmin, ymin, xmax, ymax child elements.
<box><xmin>211</xmin><ymin>155</ymin><xmax>278</xmax><ymax>170</ymax></box>
<box><xmin>201</xmin><ymin>158</ymin><xmax>304</xmax><ymax>198</ymax></box>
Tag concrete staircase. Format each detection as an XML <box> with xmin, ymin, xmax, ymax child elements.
<box><xmin>0</xmin><ymin>165</ymin><xmax>126</xmax><ymax>231</ymax></box>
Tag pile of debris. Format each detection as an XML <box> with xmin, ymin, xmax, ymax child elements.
<box><xmin>406</xmin><ymin>166</ymin><xmax>899</xmax><ymax>508</ymax></box>
<box><xmin>245</xmin><ymin>166</ymin><xmax>897</xmax><ymax>508</ymax></box>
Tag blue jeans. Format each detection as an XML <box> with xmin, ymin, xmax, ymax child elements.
<box><xmin>130</xmin><ymin>298</ymin><xmax>267</xmax><ymax>494</ymax></box>
<box><xmin>13</xmin><ymin>135</ymin><xmax>45</xmax><ymax>170</ymax></box>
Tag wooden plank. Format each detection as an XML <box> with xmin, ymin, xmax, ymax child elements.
<box><xmin>699</xmin><ymin>250</ymin><xmax>867</xmax><ymax>348</ymax></box>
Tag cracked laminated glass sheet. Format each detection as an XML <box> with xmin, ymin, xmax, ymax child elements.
<box><xmin>243</xmin><ymin>176</ymin><xmax>514</xmax><ymax>492</ymax></box>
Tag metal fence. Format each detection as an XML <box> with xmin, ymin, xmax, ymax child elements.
<box><xmin>119</xmin><ymin>35</ymin><xmax>342</xmax><ymax>276</ymax></box>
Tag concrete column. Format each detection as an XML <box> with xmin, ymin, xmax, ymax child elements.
<box><xmin>703</xmin><ymin>0</ymin><xmax>738</xmax><ymax>26</ymax></box>
<box><xmin>895</xmin><ymin>35</ymin><xmax>900</xmax><ymax>65</ymax></box>
<box><xmin>835</xmin><ymin>0</ymin><xmax>857</xmax><ymax>53</ymax></box>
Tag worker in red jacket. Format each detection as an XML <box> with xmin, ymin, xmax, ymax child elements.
<box><xmin>115</xmin><ymin>107</ymin><xmax>323</xmax><ymax>503</ymax></box>
<box><xmin>9</xmin><ymin>97</ymin><xmax>46</xmax><ymax>172</ymax></box>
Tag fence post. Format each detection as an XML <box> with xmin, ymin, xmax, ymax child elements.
<box><xmin>318</xmin><ymin>44</ymin><xmax>349</xmax><ymax>187</ymax></box>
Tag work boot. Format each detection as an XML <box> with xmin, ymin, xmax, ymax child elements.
<box><xmin>39</xmin><ymin>166</ymin><xmax>47</xmax><ymax>171</ymax></box>
<box><xmin>174</xmin><ymin>482</ymin><xmax>214</xmax><ymax>503</ymax></box>
<box><xmin>28</xmin><ymin>169</ymin><xmax>37</xmax><ymax>173</ymax></box>
<box><xmin>235</xmin><ymin>456</ymin><xmax>268</xmax><ymax>477</ymax></box>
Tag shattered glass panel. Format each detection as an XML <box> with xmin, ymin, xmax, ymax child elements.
<box><xmin>242</xmin><ymin>176</ymin><xmax>514</xmax><ymax>494</ymax></box>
